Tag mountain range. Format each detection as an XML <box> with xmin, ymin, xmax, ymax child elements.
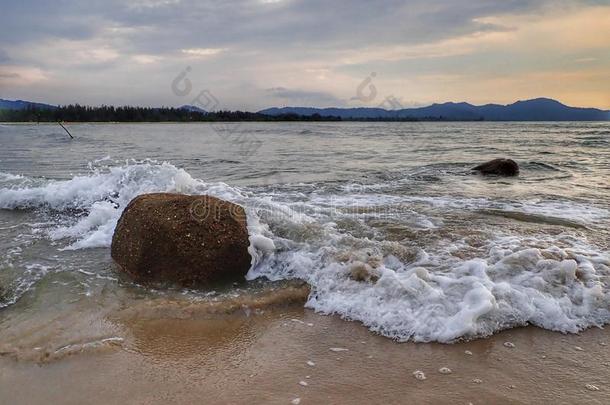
<box><xmin>259</xmin><ymin>98</ymin><xmax>610</xmax><ymax>121</ymax></box>
<box><xmin>0</xmin><ymin>98</ymin><xmax>57</xmax><ymax>111</ymax></box>
<box><xmin>1</xmin><ymin>97</ymin><xmax>609</xmax><ymax>121</ymax></box>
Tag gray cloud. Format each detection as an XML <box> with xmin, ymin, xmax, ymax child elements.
<box><xmin>266</xmin><ymin>86</ymin><xmax>346</xmax><ymax>107</ymax></box>
<box><xmin>0</xmin><ymin>0</ymin><xmax>562</xmax><ymax>53</ymax></box>
<box><xmin>0</xmin><ymin>0</ymin><xmax>607</xmax><ymax>108</ymax></box>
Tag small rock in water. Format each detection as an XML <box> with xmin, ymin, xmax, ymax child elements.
<box><xmin>503</xmin><ymin>342</ymin><xmax>516</xmax><ymax>348</ymax></box>
<box><xmin>508</xmin><ymin>384</ymin><xmax>516</xmax><ymax>389</ymax></box>
<box><xmin>291</xmin><ymin>398</ymin><xmax>301</xmax><ymax>404</ymax></box>
<box><xmin>299</xmin><ymin>381</ymin><xmax>308</xmax><ymax>387</ymax></box>
<box><xmin>439</xmin><ymin>367</ymin><xmax>452</xmax><ymax>374</ymax></box>
<box><xmin>464</xmin><ymin>350</ymin><xmax>473</xmax><ymax>356</ymax></box>
<box><xmin>306</xmin><ymin>360</ymin><xmax>315</xmax><ymax>367</ymax></box>
<box><xmin>413</xmin><ymin>370</ymin><xmax>426</xmax><ymax>381</ymax></box>
<box><xmin>473</xmin><ymin>378</ymin><xmax>483</xmax><ymax>384</ymax></box>
<box><xmin>329</xmin><ymin>347</ymin><xmax>349</xmax><ymax>352</ymax></box>
<box><xmin>585</xmin><ymin>384</ymin><xmax>599</xmax><ymax>391</ymax></box>
<box><xmin>472</xmin><ymin>158</ymin><xmax>519</xmax><ymax>176</ymax></box>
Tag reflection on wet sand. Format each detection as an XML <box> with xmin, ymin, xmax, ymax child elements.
<box><xmin>1</xmin><ymin>283</ymin><xmax>609</xmax><ymax>404</ymax></box>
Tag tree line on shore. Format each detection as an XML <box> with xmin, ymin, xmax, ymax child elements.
<box><xmin>0</xmin><ymin>105</ymin><xmax>344</xmax><ymax>122</ymax></box>
<box><xmin>0</xmin><ymin>104</ymin><xmax>446</xmax><ymax>122</ymax></box>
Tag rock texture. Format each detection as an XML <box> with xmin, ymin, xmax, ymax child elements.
<box><xmin>111</xmin><ymin>193</ymin><xmax>251</xmax><ymax>286</ymax></box>
<box><xmin>472</xmin><ymin>158</ymin><xmax>519</xmax><ymax>176</ymax></box>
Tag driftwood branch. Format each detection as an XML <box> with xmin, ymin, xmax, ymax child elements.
<box><xmin>57</xmin><ymin>121</ymin><xmax>74</xmax><ymax>139</ymax></box>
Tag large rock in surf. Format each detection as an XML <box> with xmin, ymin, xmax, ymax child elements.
<box><xmin>472</xmin><ymin>158</ymin><xmax>519</xmax><ymax>176</ymax></box>
<box><xmin>111</xmin><ymin>193</ymin><xmax>251</xmax><ymax>286</ymax></box>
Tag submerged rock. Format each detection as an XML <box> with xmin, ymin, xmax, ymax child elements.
<box><xmin>349</xmin><ymin>261</ymin><xmax>379</xmax><ymax>283</ymax></box>
<box><xmin>111</xmin><ymin>193</ymin><xmax>251</xmax><ymax>286</ymax></box>
<box><xmin>472</xmin><ymin>158</ymin><xmax>519</xmax><ymax>176</ymax></box>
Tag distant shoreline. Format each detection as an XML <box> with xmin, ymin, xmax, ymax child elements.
<box><xmin>1</xmin><ymin>97</ymin><xmax>608</xmax><ymax>122</ymax></box>
<box><xmin>1</xmin><ymin>119</ymin><xmax>608</xmax><ymax>123</ymax></box>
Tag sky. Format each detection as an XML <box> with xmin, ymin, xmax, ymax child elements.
<box><xmin>1</xmin><ymin>0</ymin><xmax>609</xmax><ymax>111</ymax></box>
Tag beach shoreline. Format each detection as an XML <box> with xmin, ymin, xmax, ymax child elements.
<box><xmin>1</xmin><ymin>292</ymin><xmax>608</xmax><ymax>405</ymax></box>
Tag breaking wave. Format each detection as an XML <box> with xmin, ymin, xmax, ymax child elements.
<box><xmin>1</xmin><ymin>161</ymin><xmax>609</xmax><ymax>342</ymax></box>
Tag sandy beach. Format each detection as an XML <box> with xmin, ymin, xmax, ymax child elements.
<box><xmin>1</xmin><ymin>123</ymin><xmax>608</xmax><ymax>404</ymax></box>
<box><xmin>1</xmin><ymin>282</ymin><xmax>608</xmax><ymax>405</ymax></box>
<box><xmin>2</xmin><ymin>0</ymin><xmax>610</xmax><ymax>402</ymax></box>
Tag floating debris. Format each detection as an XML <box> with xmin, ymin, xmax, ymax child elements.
<box><xmin>329</xmin><ymin>347</ymin><xmax>349</xmax><ymax>352</ymax></box>
<box><xmin>299</xmin><ymin>381</ymin><xmax>308</xmax><ymax>387</ymax></box>
<box><xmin>306</xmin><ymin>360</ymin><xmax>316</xmax><ymax>367</ymax></box>
<box><xmin>508</xmin><ymin>384</ymin><xmax>516</xmax><ymax>389</ymax></box>
<box><xmin>599</xmin><ymin>342</ymin><xmax>607</xmax><ymax>347</ymax></box>
<box><xmin>464</xmin><ymin>350</ymin><xmax>473</xmax><ymax>355</ymax></box>
<box><xmin>574</xmin><ymin>346</ymin><xmax>584</xmax><ymax>351</ymax></box>
<box><xmin>413</xmin><ymin>370</ymin><xmax>426</xmax><ymax>380</ymax></box>
<box><xmin>291</xmin><ymin>398</ymin><xmax>301</xmax><ymax>404</ymax></box>
<box><xmin>439</xmin><ymin>367</ymin><xmax>452</xmax><ymax>374</ymax></box>
<box><xmin>503</xmin><ymin>342</ymin><xmax>516</xmax><ymax>348</ymax></box>
<box><xmin>585</xmin><ymin>384</ymin><xmax>599</xmax><ymax>391</ymax></box>
<box><xmin>473</xmin><ymin>378</ymin><xmax>483</xmax><ymax>384</ymax></box>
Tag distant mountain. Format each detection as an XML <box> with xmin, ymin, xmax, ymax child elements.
<box><xmin>179</xmin><ymin>104</ymin><xmax>207</xmax><ymax>113</ymax></box>
<box><xmin>0</xmin><ymin>98</ymin><xmax>57</xmax><ymax>110</ymax></box>
<box><xmin>3</xmin><ymin>97</ymin><xmax>608</xmax><ymax>121</ymax></box>
<box><xmin>259</xmin><ymin>98</ymin><xmax>610</xmax><ymax>121</ymax></box>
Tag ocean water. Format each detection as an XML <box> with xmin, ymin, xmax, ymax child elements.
<box><xmin>0</xmin><ymin>121</ymin><xmax>608</xmax><ymax>343</ymax></box>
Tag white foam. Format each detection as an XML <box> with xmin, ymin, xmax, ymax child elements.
<box><xmin>249</xmin><ymin>222</ymin><xmax>610</xmax><ymax>342</ymax></box>
<box><xmin>0</xmin><ymin>161</ymin><xmax>250</xmax><ymax>250</ymax></box>
<box><xmin>2</xmin><ymin>163</ymin><xmax>609</xmax><ymax>343</ymax></box>
<box><xmin>0</xmin><ymin>172</ymin><xmax>24</xmax><ymax>182</ymax></box>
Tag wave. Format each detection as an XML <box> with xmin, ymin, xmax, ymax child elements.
<box><xmin>1</xmin><ymin>161</ymin><xmax>609</xmax><ymax>342</ymax></box>
<box><xmin>0</xmin><ymin>161</ymin><xmax>245</xmax><ymax>249</ymax></box>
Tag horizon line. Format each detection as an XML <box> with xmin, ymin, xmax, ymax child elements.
<box><xmin>1</xmin><ymin>96</ymin><xmax>609</xmax><ymax>112</ymax></box>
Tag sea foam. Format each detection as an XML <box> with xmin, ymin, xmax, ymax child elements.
<box><xmin>1</xmin><ymin>161</ymin><xmax>608</xmax><ymax>342</ymax></box>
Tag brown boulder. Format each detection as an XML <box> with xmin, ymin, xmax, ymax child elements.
<box><xmin>472</xmin><ymin>158</ymin><xmax>519</xmax><ymax>176</ymax></box>
<box><xmin>111</xmin><ymin>193</ymin><xmax>251</xmax><ymax>286</ymax></box>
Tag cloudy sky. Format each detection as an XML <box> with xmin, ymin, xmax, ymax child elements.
<box><xmin>1</xmin><ymin>0</ymin><xmax>609</xmax><ymax>110</ymax></box>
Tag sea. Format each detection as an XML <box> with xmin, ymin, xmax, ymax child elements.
<box><xmin>0</xmin><ymin>121</ymin><xmax>608</xmax><ymax>343</ymax></box>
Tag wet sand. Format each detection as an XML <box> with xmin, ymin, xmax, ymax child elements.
<box><xmin>1</xmin><ymin>288</ymin><xmax>609</xmax><ymax>405</ymax></box>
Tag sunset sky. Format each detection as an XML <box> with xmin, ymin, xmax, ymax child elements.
<box><xmin>1</xmin><ymin>0</ymin><xmax>609</xmax><ymax>110</ymax></box>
